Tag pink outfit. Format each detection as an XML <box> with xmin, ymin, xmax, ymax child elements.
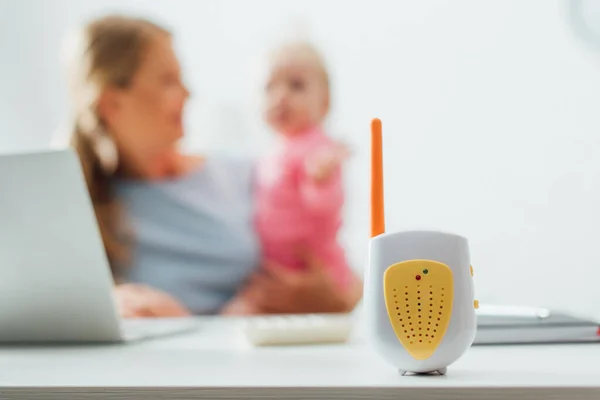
<box><xmin>255</xmin><ymin>127</ymin><xmax>351</xmax><ymax>288</ymax></box>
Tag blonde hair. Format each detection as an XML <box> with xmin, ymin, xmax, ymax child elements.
<box><xmin>66</xmin><ymin>15</ymin><xmax>169</xmax><ymax>275</ymax></box>
<box><xmin>270</xmin><ymin>40</ymin><xmax>330</xmax><ymax>92</ymax></box>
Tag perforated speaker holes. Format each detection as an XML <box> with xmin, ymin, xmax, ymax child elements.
<box><xmin>394</xmin><ymin>282</ymin><xmax>448</xmax><ymax>345</ymax></box>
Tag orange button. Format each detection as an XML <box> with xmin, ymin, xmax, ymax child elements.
<box><xmin>474</xmin><ymin>300</ymin><xmax>479</xmax><ymax>309</ymax></box>
<box><xmin>470</xmin><ymin>265</ymin><xmax>474</xmax><ymax>276</ymax></box>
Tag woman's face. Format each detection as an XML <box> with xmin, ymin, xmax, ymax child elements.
<box><xmin>102</xmin><ymin>34</ymin><xmax>189</xmax><ymax>163</ymax></box>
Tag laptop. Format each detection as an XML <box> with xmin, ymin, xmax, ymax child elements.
<box><xmin>0</xmin><ymin>149</ymin><xmax>199</xmax><ymax>343</ymax></box>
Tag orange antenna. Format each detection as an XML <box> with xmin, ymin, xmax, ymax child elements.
<box><xmin>371</xmin><ymin>118</ymin><xmax>385</xmax><ymax>237</ymax></box>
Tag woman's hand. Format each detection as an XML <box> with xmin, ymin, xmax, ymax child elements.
<box><xmin>242</xmin><ymin>249</ymin><xmax>363</xmax><ymax>314</ymax></box>
<box><xmin>114</xmin><ymin>283</ymin><xmax>191</xmax><ymax>318</ymax></box>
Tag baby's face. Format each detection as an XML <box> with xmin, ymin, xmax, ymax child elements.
<box><xmin>264</xmin><ymin>49</ymin><xmax>329</xmax><ymax>136</ymax></box>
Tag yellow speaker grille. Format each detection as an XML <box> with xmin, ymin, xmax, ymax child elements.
<box><xmin>384</xmin><ymin>260</ymin><xmax>454</xmax><ymax>360</ymax></box>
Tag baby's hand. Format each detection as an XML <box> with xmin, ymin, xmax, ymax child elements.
<box><xmin>305</xmin><ymin>142</ymin><xmax>351</xmax><ymax>183</ymax></box>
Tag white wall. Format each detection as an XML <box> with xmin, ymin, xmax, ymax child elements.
<box><xmin>2</xmin><ymin>0</ymin><xmax>600</xmax><ymax>319</ymax></box>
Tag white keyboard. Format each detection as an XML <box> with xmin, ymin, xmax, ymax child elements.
<box><xmin>242</xmin><ymin>313</ymin><xmax>354</xmax><ymax>346</ymax></box>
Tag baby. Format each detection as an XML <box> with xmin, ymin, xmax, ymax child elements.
<box><xmin>222</xmin><ymin>41</ymin><xmax>351</xmax><ymax>315</ymax></box>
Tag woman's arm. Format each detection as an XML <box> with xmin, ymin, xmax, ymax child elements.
<box><xmin>234</xmin><ymin>249</ymin><xmax>363</xmax><ymax>315</ymax></box>
<box><xmin>343</xmin><ymin>269</ymin><xmax>364</xmax><ymax>311</ymax></box>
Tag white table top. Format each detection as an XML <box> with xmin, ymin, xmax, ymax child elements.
<box><xmin>1</xmin><ymin>316</ymin><xmax>599</xmax><ymax>399</ymax></box>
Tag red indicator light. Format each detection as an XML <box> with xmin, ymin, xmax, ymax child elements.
<box><xmin>416</xmin><ymin>275</ymin><xmax>421</xmax><ymax>281</ymax></box>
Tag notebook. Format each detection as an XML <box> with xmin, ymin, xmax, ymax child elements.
<box><xmin>473</xmin><ymin>305</ymin><xmax>600</xmax><ymax>345</ymax></box>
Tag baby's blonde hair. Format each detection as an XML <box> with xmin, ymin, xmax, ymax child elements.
<box><xmin>269</xmin><ymin>41</ymin><xmax>330</xmax><ymax>90</ymax></box>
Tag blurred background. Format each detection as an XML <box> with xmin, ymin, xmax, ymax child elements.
<box><xmin>2</xmin><ymin>0</ymin><xmax>600</xmax><ymax>318</ymax></box>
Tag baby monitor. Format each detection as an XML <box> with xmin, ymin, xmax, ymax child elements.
<box><xmin>364</xmin><ymin>118</ymin><xmax>477</xmax><ymax>376</ymax></box>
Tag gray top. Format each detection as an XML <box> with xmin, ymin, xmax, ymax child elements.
<box><xmin>115</xmin><ymin>155</ymin><xmax>260</xmax><ymax>314</ymax></box>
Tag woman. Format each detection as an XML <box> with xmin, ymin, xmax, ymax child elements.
<box><xmin>65</xmin><ymin>14</ymin><xmax>362</xmax><ymax>317</ymax></box>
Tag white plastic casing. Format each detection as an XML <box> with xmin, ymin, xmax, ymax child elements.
<box><xmin>364</xmin><ymin>230</ymin><xmax>476</xmax><ymax>374</ymax></box>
